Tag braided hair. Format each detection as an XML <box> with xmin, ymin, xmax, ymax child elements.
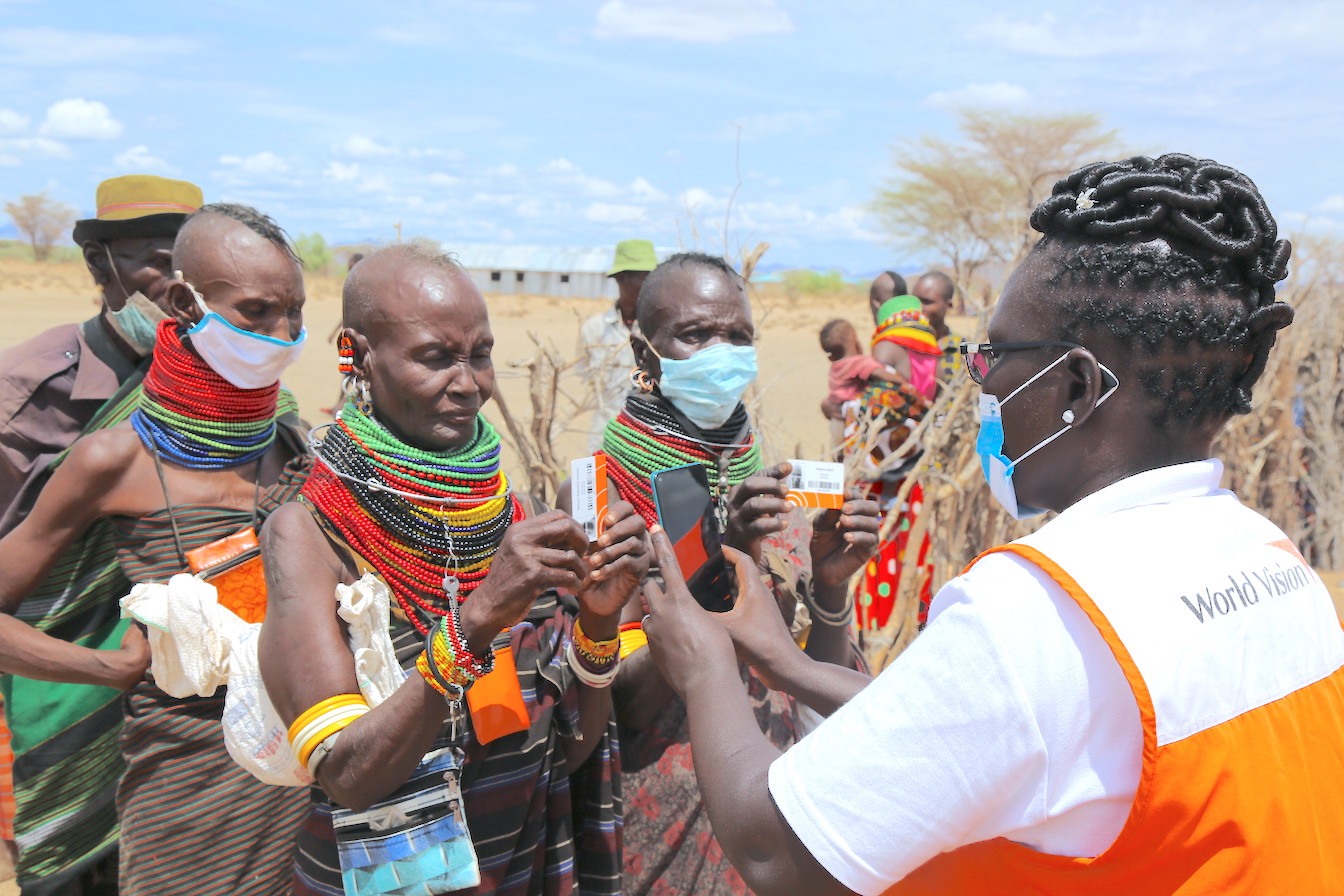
<box><xmin>1028</xmin><ymin>153</ymin><xmax>1292</xmax><ymax>424</ymax></box>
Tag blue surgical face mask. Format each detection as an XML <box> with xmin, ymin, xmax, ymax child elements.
<box><xmin>976</xmin><ymin>351</ymin><xmax>1118</xmax><ymax>519</ymax></box>
<box><xmin>652</xmin><ymin>341</ymin><xmax>758</xmax><ymax>430</ymax></box>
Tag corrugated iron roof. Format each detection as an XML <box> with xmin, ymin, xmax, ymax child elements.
<box><xmin>442</xmin><ymin>243</ymin><xmax>675</xmax><ymax>274</ymax></box>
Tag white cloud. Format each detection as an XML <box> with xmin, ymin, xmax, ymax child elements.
<box><xmin>731</xmin><ymin>109</ymin><xmax>841</xmax><ymax>140</ymax></box>
<box><xmin>0</xmin><ymin>26</ymin><xmax>196</xmax><ymax>66</ymax></box>
<box><xmin>113</xmin><ymin>144</ymin><xmax>173</xmax><ymax>173</ymax></box>
<box><xmin>0</xmin><ymin>108</ymin><xmax>28</xmax><ymax>135</ymax></box>
<box><xmin>219</xmin><ymin>151</ymin><xmax>290</xmax><ymax>175</ymax></box>
<box><xmin>594</xmin><ymin>0</ymin><xmax>793</xmax><ymax>43</ymax></box>
<box><xmin>39</xmin><ymin>98</ymin><xmax>122</xmax><ymax>139</ymax></box>
<box><xmin>334</xmin><ymin>135</ymin><xmax>397</xmax><ymax>159</ymax></box>
<box><xmin>542</xmin><ymin>158</ymin><xmax>577</xmax><ymax>173</ymax></box>
<box><xmin>629</xmin><ymin>176</ymin><xmax>666</xmax><ymax>202</ymax></box>
<box><xmin>679</xmin><ymin>186</ymin><xmax>717</xmax><ymax>211</ymax></box>
<box><xmin>0</xmin><ymin>154</ymin><xmax>19</xmax><ymax>167</ymax></box>
<box><xmin>426</xmin><ymin>172</ymin><xmax>460</xmax><ymax>187</ymax></box>
<box><xmin>966</xmin><ymin>13</ymin><xmax>1157</xmax><ymax>58</ymax></box>
<box><xmin>0</xmin><ymin>136</ymin><xmax>71</xmax><ymax>159</ymax></box>
<box><xmin>491</xmin><ymin>163</ymin><xmax>519</xmax><ymax>177</ymax></box>
<box><xmin>585</xmin><ymin>202</ymin><xmax>646</xmax><ymax>223</ymax></box>
<box><xmin>324</xmin><ymin>161</ymin><xmax>361</xmax><ymax>182</ymax></box>
<box><xmin>1316</xmin><ymin>195</ymin><xmax>1344</xmax><ymax>215</ymax></box>
<box><xmin>924</xmin><ymin>82</ymin><xmax>1032</xmax><ymax>111</ymax></box>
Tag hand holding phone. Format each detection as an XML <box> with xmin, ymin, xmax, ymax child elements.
<box><xmin>650</xmin><ymin>463</ymin><xmax>732</xmax><ymax>612</ymax></box>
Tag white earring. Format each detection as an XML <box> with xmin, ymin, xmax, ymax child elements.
<box><xmin>1061</xmin><ymin>409</ymin><xmax>1076</xmax><ymax>424</ymax></box>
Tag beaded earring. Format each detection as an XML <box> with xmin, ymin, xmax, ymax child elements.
<box><xmin>337</xmin><ymin>333</ymin><xmax>356</xmax><ymax>375</ymax></box>
<box><xmin>629</xmin><ymin>367</ymin><xmax>655</xmax><ymax>393</ymax></box>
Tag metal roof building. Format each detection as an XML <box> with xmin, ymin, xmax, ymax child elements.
<box><xmin>444</xmin><ymin>243</ymin><xmax>674</xmax><ymax>300</ymax></box>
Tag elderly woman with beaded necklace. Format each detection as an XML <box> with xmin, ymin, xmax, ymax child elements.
<box><xmin>0</xmin><ymin>204</ymin><xmax>312</xmax><ymax>895</ymax></box>
<box><xmin>639</xmin><ymin>154</ymin><xmax>1344</xmax><ymax>895</ymax></box>
<box><xmin>565</xmin><ymin>252</ymin><xmax>883</xmax><ymax>896</ymax></box>
<box><xmin>260</xmin><ymin>244</ymin><xmax>648</xmax><ymax>896</ymax></box>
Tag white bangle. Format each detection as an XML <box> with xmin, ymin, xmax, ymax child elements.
<box><xmin>305</xmin><ymin>731</ymin><xmax>341</xmax><ymax>777</ymax></box>
<box><xmin>566</xmin><ymin>640</ymin><xmax>619</xmax><ymax>688</ymax></box>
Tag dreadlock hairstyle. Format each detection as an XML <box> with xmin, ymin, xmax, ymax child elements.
<box><xmin>1028</xmin><ymin>153</ymin><xmax>1293</xmax><ymax>425</ymax></box>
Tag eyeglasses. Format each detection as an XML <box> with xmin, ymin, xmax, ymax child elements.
<box><xmin>959</xmin><ymin>341</ymin><xmax>1083</xmax><ymax>385</ymax></box>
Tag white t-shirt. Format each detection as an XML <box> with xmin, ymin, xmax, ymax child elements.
<box><xmin>767</xmin><ymin>461</ymin><xmax>1240</xmax><ymax>896</ymax></box>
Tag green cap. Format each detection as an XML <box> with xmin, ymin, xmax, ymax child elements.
<box><xmin>607</xmin><ymin>239</ymin><xmax>658</xmax><ymax>276</ymax></box>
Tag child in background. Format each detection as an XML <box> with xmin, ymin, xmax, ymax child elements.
<box><xmin>819</xmin><ymin>318</ymin><xmax>906</xmax><ymax>421</ymax></box>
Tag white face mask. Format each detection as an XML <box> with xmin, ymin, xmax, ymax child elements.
<box><xmin>976</xmin><ymin>351</ymin><xmax>1118</xmax><ymax>519</ymax></box>
<box><xmin>178</xmin><ymin>271</ymin><xmax>306</xmax><ymax>390</ymax></box>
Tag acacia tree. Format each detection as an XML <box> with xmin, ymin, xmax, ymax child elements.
<box><xmin>871</xmin><ymin>109</ymin><xmax>1120</xmax><ymax>310</ymax></box>
<box><xmin>4</xmin><ymin>192</ymin><xmax>76</xmax><ymax>261</ymax></box>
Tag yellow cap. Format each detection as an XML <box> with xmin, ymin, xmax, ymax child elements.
<box><xmin>607</xmin><ymin>239</ymin><xmax>658</xmax><ymax>276</ymax></box>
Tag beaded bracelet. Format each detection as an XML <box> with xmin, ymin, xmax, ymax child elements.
<box><xmin>416</xmin><ymin>604</ymin><xmax>496</xmax><ymax>702</ymax></box>
<box><xmin>566</xmin><ymin>640</ymin><xmax>619</xmax><ymax>688</ymax></box>
<box><xmin>573</xmin><ymin>618</ymin><xmax>620</xmax><ymax>666</ymax></box>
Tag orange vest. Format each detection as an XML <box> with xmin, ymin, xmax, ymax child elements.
<box><xmin>889</xmin><ymin>543</ymin><xmax>1344</xmax><ymax>895</ymax></box>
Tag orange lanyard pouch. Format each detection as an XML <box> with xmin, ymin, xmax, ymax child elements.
<box><xmin>467</xmin><ymin>640</ymin><xmax>530</xmax><ymax>744</ymax></box>
<box><xmin>184</xmin><ymin>527</ymin><xmax>268</xmax><ymax>624</ymax></box>
<box><xmin>153</xmin><ymin>447</ymin><xmax>269</xmax><ymax>624</ymax></box>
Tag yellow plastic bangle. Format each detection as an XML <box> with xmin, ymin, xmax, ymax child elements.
<box><xmin>296</xmin><ymin>708</ymin><xmax>368</xmax><ymax>767</ymax></box>
<box><xmin>288</xmin><ymin>694</ymin><xmax>367</xmax><ymax>747</ymax></box>
<box><xmin>618</xmin><ymin>628</ymin><xmax>648</xmax><ymax>661</ymax></box>
<box><xmin>291</xmin><ymin>705</ymin><xmax>370</xmax><ymax>761</ymax></box>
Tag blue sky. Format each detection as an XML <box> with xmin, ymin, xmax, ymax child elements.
<box><xmin>1</xmin><ymin>0</ymin><xmax>1340</xmax><ymax>274</ymax></box>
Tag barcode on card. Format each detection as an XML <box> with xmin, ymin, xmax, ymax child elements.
<box><xmin>570</xmin><ymin>454</ymin><xmax>609</xmax><ymax>540</ymax></box>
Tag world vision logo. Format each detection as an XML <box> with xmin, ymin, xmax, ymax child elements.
<box><xmin>1179</xmin><ymin>542</ymin><xmax>1315</xmax><ymax>623</ymax></box>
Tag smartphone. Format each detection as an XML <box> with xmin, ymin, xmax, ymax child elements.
<box><xmin>649</xmin><ymin>463</ymin><xmax>732</xmax><ymax>612</ymax></box>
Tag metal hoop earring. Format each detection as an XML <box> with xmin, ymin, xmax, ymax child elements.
<box><xmin>629</xmin><ymin>367</ymin><xmax>655</xmax><ymax>393</ymax></box>
<box><xmin>342</xmin><ymin>374</ymin><xmax>373</xmax><ymax>414</ymax></box>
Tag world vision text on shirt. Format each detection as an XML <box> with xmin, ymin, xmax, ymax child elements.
<box><xmin>1179</xmin><ymin>550</ymin><xmax>1314</xmax><ymax>623</ymax></box>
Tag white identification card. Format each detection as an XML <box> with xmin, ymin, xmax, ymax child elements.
<box><xmin>570</xmin><ymin>454</ymin><xmax>610</xmax><ymax>541</ymax></box>
<box><xmin>785</xmin><ymin>459</ymin><xmax>845</xmax><ymax>509</ymax></box>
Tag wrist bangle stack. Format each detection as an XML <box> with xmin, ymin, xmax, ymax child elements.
<box><xmin>288</xmin><ymin>694</ymin><xmax>370</xmax><ymax>772</ymax></box>
<box><xmin>417</xmin><ymin>602</ymin><xmax>496</xmax><ymax>702</ymax></box>
<box><xmin>803</xmin><ymin>585</ymin><xmax>855</xmax><ymax>628</ymax></box>
<box><xmin>618</xmin><ymin>621</ymin><xmax>648</xmax><ymax>660</ymax></box>
<box><xmin>569</xmin><ymin>618</ymin><xmax>620</xmax><ymax>688</ymax></box>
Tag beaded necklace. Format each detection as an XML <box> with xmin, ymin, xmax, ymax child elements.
<box><xmin>302</xmin><ymin>402</ymin><xmax>522</xmax><ymax>634</ymax></box>
<box><xmin>601</xmin><ymin>394</ymin><xmax>760</xmax><ymax>529</ymax></box>
<box><xmin>131</xmin><ymin>319</ymin><xmax>279</xmax><ymax>469</ymax></box>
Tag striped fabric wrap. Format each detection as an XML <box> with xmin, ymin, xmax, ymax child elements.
<box><xmin>0</xmin><ymin>376</ymin><xmax>299</xmax><ymax>892</ymax></box>
<box><xmin>293</xmin><ymin>589</ymin><xmax>622</xmax><ymax>896</ymax></box>
<box><xmin>112</xmin><ymin>444</ymin><xmax>312</xmax><ymax>896</ymax></box>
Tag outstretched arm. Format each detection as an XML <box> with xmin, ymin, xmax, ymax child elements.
<box><xmin>0</xmin><ymin>432</ymin><xmax>150</xmax><ymax>687</ymax></box>
<box><xmin>643</xmin><ymin>528</ymin><xmax>858</xmax><ymax>896</ymax></box>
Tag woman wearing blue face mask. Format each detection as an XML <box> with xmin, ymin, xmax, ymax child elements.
<box><xmin>638</xmin><ymin>155</ymin><xmax>1344</xmax><ymax>895</ymax></box>
<box><xmin>558</xmin><ymin>252</ymin><xmax>882</xmax><ymax>896</ymax></box>
<box><xmin>0</xmin><ymin>204</ymin><xmax>313</xmax><ymax>896</ymax></box>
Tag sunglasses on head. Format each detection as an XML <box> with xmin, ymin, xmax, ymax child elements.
<box><xmin>958</xmin><ymin>341</ymin><xmax>1084</xmax><ymax>385</ymax></box>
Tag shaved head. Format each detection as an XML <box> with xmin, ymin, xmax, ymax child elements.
<box><xmin>915</xmin><ymin>270</ymin><xmax>955</xmax><ymax>303</ymax></box>
<box><xmin>343</xmin><ymin>244</ymin><xmax>470</xmax><ymax>335</ymax></box>
<box><xmin>173</xmin><ymin>203</ymin><xmax>297</xmax><ymax>284</ymax></box>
